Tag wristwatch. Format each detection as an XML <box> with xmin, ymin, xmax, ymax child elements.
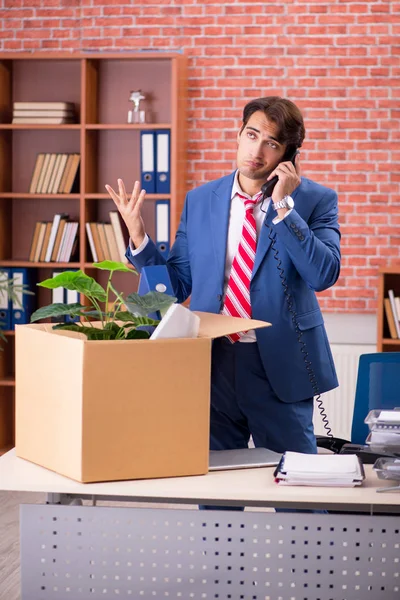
<box><xmin>272</xmin><ymin>195</ymin><xmax>294</xmax><ymax>211</ymax></box>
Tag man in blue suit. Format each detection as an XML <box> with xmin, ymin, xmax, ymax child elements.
<box><xmin>106</xmin><ymin>96</ymin><xmax>340</xmax><ymax>460</ymax></box>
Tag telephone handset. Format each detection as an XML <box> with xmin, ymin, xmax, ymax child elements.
<box><xmin>260</xmin><ymin>146</ymin><xmax>333</xmax><ymax>438</ymax></box>
<box><xmin>261</xmin><ymin>146</ymin><xmax>300</xmax><ymax>199</ymax></box>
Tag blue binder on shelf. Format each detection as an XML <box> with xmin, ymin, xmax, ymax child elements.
<box><xmin>155</xmin><ymin>130</ymin><xmax>170</xmax><ymax>194</ymax></box>
<box><xmin>11</xmin><ymin>268</ymin><xmax>36</xmax><ymax>329</ymax></box>
<box><xmin>0</xmin><ymin>268</ymin><xmax>11</xmax><ymax>331</ymax></box>
<box><xmin>155</xmin><ymin>200</ymin><xmax>170</xmax><ymax>258</ymax></box>
<box><xmin>140</xmin><ymin>130</ymin><xmax>156</xmax><ymax>193</ymax></box>
<box><xmin>138</xmin><ymin>265</ymin><xmax>174</xmax><ymax>320</ymax></box>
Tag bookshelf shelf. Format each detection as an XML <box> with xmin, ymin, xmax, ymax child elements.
<box><xmin>382</xmin><ymin>338</ymin><xmax>400</xmax><ymax>345</ymax></box>
<box><xmin>84</xmin><ymin>193</ymin><xmax>171</xmax><ymax>200</ymax></box>
<box><xmin>85</xmin><ymin>123</ymin><xmax>171</xmax><ymax>130</ymax></box>
<box><xmin>0</xmin><ymin>51</ymin><xmax>187</xmax><ymax>450</ymax></box>
<box><xmin>0</xmin><ymin>193</ymin><xmax>80</xmax><ymax>199</ymax></box>
<box><xmin>0</xmin><ymin>261</ymin><xmax>81</xmax><ymax>268</ymax></box>
<box><xmin>0</xmin><ymin>124</ymin><xmax>81</xmax><ymax>130</ymax></box>
<box><xmin>0</xmin><ymin>378</ymin><xmax>15</xmax><ymax>387</ymax></box>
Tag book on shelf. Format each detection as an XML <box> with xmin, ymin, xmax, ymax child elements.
<box><xmin>12</xmin><ymin>101</ymin><xmax>76</xmax><ymax>124</ymax></box>
<box><xmin>51</xmin><ymin>216</ymin><xmax>69</xmax><ymax>262</ymax></box>
<box><xmin>56</xmin><ymin>222</ymin><xmax>79</xmax><ymax>263</ymax></box>
<box><xmin>384</xmin><ymin>298</ymin><xmax>398</xmax><ymax>339</ymax></box>
<box><xmin>13</xmin><ymin>101</ymin><xmax>75</xmax><ymax>111</ymax></box>
<box><xmin>45</xmin><ymin>213</ymin><xmax>69</xmax><ymax>263</ymax></box>
<box><xmin>110</xmin><ymin>211</ymin><xmax>130</xmax><ymax>263</ymax></box>
<box><xmin>13</xmin><ymin>109</ymin><xmax>75</xmax><ymax>118</ymax></box>
<box><xmin>12</xmin><ymin>117</ymin><xmax>75</xmax><ymax>124</ymax></box>
<box><xmin>39</xmin><ymin>223</ymin><xmax>53</xmax><ymax>262</ymax></box>
<box><xmin>388</xmin><ymin>289</ymin><xmax>400</xmax><ymax>338</ymax></box>
<box><xmin>86</xmin><ymin>220</ymin><xmax>129</xmax><ymax>263</ymax></box>
<box><xmin>29</xmin><ymin>153</ymin><xmax>80</xmax><ymax>194</ymax></box>
<box><xmin>29</xmin><ymin>153</ymin><xmax>45</xmax><ymax>193</ymax></box>
<box><xmin>29</xmin><ymin>216</ymin><xmax>78</xmax><ymax>263</ymax></box>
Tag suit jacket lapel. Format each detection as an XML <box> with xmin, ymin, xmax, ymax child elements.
<box><xmin>210</xmin><ymin>173</ymin><xmax>234</xmax><ymax>289</ymax></box>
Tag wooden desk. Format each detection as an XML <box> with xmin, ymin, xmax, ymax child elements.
<box><xmin>1</xmin><ymin>449</ymin><xmax>400</xmax><ymax>600</ymax></box>
<box><xmin>0</xmin><ymin>448</ymin><xmax>399</xmax><ymax>511</ymax></box>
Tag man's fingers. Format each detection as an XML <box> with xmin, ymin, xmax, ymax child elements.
<box><xmin>130</xmin><ymin>180</ymin><xmax>140</xmax><ymax>203</ymax></box>
<box><xmin>118</xmin><ymin>179</ymin><xmax>127</xmax><ymax>203</ymax></box>
<box><xmin>135</xmin><ymin>189</ymin><xmax>147</xmax><ymax>211</ymax></box>
<box><xmin>105</xmin><ymin>184</ymin><xmax>120</xmax><ymax>205</ymax></box>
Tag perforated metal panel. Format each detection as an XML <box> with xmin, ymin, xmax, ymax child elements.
<box><xmin>20</xmin><ymin>504</ymin><xmax>400</xmax><ymax>600</ymax></box>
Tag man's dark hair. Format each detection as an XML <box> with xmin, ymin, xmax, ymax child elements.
<box><xmin>240</xmin><ymin>97</ymin><xmax>305</xmax><ymax>150</ymax></box>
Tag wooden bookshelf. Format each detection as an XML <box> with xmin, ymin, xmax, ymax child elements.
<box><xmin>377</xmin><ymin>267</ymin><xmax>400</xmax><ymax>352</ymax></box>
<box><xmin>0</xmin><ymin>52</ymin><xmax>187</xmax><ymax>453</ymax></box>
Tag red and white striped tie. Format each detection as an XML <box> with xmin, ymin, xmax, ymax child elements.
<box><xmin>222</xmin><ymin>192</ymin><xmax>262</xmax><ymax>342</ymax></box>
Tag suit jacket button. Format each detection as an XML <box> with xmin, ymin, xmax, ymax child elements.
<box><xmin>217</xmin><ymin>294</ymin><xmax>222</xmax><ymax>301</ymax></box>
<box><xmin>290</xmin><ymin>223</ymin><xmax>296</xmax><ymax>229</ymax></box>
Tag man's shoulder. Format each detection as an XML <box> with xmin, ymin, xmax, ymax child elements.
<box><xmin>187</xmin><ymin>172</ymin><xmax>235</xmax><ymax>200</ymax></box>
<box><xmin>298</xmin><ymin>177</ymin><xmax>337</xmax><ymax>200</ymax></box>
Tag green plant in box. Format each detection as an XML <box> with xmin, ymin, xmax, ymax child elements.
<box><xmin>30</xmin><ymin>261</ymin><xmax>177</xmax><ymax>340</ymax></box>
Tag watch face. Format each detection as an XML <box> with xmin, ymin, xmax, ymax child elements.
<box><xmin>286</xmin><ymin>196</ymin><xmax>294</xmax><ymax>209</ymax></box>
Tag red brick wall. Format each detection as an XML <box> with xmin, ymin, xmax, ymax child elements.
<box><xmin>1</xmin><ymin>0</ymin><xmax>399</xmax><ymax>312</ymax></box>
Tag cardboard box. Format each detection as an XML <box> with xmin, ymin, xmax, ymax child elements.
<box><xmin>15</xmin><ymin>312</ymin><xmax>269</xmax><ymax>483</ymax></box>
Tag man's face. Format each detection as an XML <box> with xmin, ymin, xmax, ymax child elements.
<box><xmin>236</xmin><ymin>110</ymin><xmax>287</xmax><ymax>185</ymax></box>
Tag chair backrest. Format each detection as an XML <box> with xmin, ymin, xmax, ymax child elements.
<box><xmin>351</xmin><ymin>352</ymin><xmax>400</xmax><ymax>445</ymax></box>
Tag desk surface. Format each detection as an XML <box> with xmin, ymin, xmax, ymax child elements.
<box><xmin>1</xmin><ymin>449</ymin><xmax>400</xmax><ymax>510</ymax></box>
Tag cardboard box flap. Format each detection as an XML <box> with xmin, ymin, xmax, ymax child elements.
<box><xmin>22</xmin><ymin>322</ymin><xmax>87</xmax><ymax>341</ymax></box>
<box><xmin>194</xmin><ymin>311</ymin><xmax>271</xmax><ymax>339</ymax></box>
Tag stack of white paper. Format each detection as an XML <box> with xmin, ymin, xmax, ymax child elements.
<box><xmin>150</xmin><ymin>303</ymin><xmax>200</xmax><ymax>340</ymax></box>
<box><xmin>275</xmin><ymin>451</ymin><xmax>365</xmax><ymax>487</ymax></box>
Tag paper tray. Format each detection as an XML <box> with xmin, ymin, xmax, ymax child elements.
<box><xmin>373</xmin><ymin>457</ymin><xmax>400</xmax><ymax>481</ymax></box>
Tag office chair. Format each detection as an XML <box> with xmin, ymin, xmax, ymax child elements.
<box><xmin>316</xmin><ymin>352</ymin><xmax>400</xmax><ymax>456</ymax></box>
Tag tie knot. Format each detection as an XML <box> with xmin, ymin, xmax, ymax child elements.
<box><xmin>238</xmin><ymin>191</ymin><xmax>262</xmax><ymax>212</ymax></box>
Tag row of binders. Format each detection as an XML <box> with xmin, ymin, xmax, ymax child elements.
<box><xmin>12</xmin><ymin>101</ymin><xmax>76</xmax><ymax>125</ymax></box>
<box><xmin>140</xmin><ymin>130</ymin><xmax>170</xmax><ymax>194</ymax></box>
<box><xmin>29</xmin><ymin>214</ymin><xmax>78</xmax><ymax>263</ymax></box>
<box><xmin>0</xmin><ymin>268</ymin><xmax>36</xmax><ymax>330</ymax></box>
<box><xmin>384</xmin><ymin>289</ymin><xmax>400</xmax><ymax>339</ymax></box>
<box><xmin>29</xmin><ymin>153</ymin><xmax>80</xmax><ymax>194</ymax></box>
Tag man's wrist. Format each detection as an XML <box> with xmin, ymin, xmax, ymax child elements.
<box><xmin>131</xmin><ymin>234</ymin><xmax>145</xmax><ymax>249</ymax></box>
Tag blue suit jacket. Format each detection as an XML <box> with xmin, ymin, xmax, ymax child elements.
<box><xmin>127</xmin><ymin>172</ymin><xmax>341</xmax><ymax>403</ymax></box>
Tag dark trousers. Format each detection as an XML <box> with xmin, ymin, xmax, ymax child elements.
<box><xmin>201</xmin><ymin>337</ymin><xmax>317</xmax><ymax>512</ymax></box>
<box><xmin>210</xmin><ymin>337</ymin><xmax>316</xmax><ymax>454</ymax></box>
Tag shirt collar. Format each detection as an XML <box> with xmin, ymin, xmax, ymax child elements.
<box><xmin>231</xmin><ymin>170</ymin><xmax>263</xmax><ymax>201</ymax></box>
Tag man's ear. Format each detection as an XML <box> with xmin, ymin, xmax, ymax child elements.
<box><xmin>237</xmin><ymin>129</ymin><xmax>241</xmax><ymax>144</ymax></box>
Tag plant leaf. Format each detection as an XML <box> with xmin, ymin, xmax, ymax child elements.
<box><xmin>125</xmin><ymin>291</ymin><xmax>177</xmax><ymax>316</ymax></box>
<box><xmin>38</xmin><ymin>271</ymin><xmax>107</xmax><ymax>302</ymax></box>
<box><xmin>93</xmin><ymin>260</ymin><xmax>136</xmax><ymax>273</ymax></box>
<box><xmin>125</xmin><ymin>329</ymin><xmax>150</xmax><ymax>339</ymax></box>
<box><xmin>30</xmin><ymin>303</ymin><xmax>86</xmax><ymax>323</ymax></box>
<box><xmin>123</xmin><ymin>316</ymin><xmax>160</xmax><ymax>328</ymax></box>
<box><xmin>37</xmin><ymin>270</ymin><xmax>85</xmax><ymax>289</ymax></box>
